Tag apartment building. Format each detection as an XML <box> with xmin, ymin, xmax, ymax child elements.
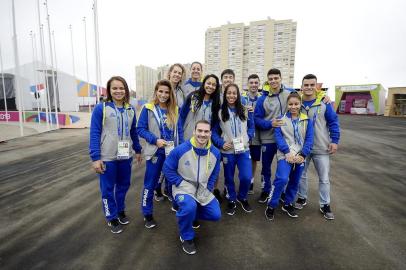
<box><xmin>135</xmin><ymin>65</ymin><xmax>158</xmax><ymax>101</ymax></box>
<box><xmin>205</xmin><ymin>18</ymin><xmax>297</xmax><ymax>89</ymax></box>
<box><xmin>136</xmin><ymin>63</ymin><xmax>193</xmax><ymax>101</ymax></box>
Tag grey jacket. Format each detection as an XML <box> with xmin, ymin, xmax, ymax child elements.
<box><xmin>175</xmin><ymin>85</ymin><xmax>186</xmax><ymax>108</ymax></box>
<box><xmin>182</xmin><ymin>99</ymin><xmax>213</xmax><ymax>141</ymax></box>
<box><xmin>214</xmin><ymin>109</ymin><xmax>251</xmax><ymax>154</ymax></box>
<box><xmin>257</xmin><ymin>88</ymin><xmax>292</xmax><ymax>144</ymax></box>
<box><xmin>90</xmin><ymin>102</ymin><xmax>141</xmax><ymax>161</ymax></box>
<box><xmin>301</xmin><ymin>100</ymin><xmax>340</xmax><ymax>154</ymax></box>
<box><xmin>137</xmin><ymin>103</ymin><xmax>180</xmax><ymax>160</ymax></box>
<box><xmin>163</xmin><ymin>139</ymin><xmax>221</xmax><ymax>206</ymax></box>
<box><xmin>275</xmin><ymin>113</ymin><xmax>313</xmax><ymax>161</ymax></box>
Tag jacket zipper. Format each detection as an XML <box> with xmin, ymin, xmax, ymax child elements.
<box><xmin>277</xmin><ymin>95</ymin><xmax>283</xmax><ymax>116</ymax></box>
<box><xmin>120</xmin><ymin>110</ymin><xmax>124</xmax><ymax>140</ymax></box>
<box><xmin>197</xmin><ymin>155</ymin><xmax>200</xmax><ymax>190</ymax></box>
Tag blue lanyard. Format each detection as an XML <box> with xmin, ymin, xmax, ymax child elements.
<box><xmin>247</xmin><ymin>93</ymin><xmax>258</xmax><ymax>107</ymax></box>
<box><xmin>291</xmin><ymin>118</ymin><xmax>302</xmax><ymax>145</ymax></box>
<box><xmin>114</xmin><ymin>105</ymin><xmax>129</xmax><ymax>138</ymax></box>
<box><xmin>303</xmin><ymin>103</ymin><xmax>321</xmax><ymax>127</ymax></box>
<box><xmin>155</xmin><ymin>105</ymin><xmax>174</xmax><ymax>140</ymax></box>
<box><xmin>250</xmin><ymin>97</ymin><xmax>256</xmax><ymax>107</ymax></box>
<box><xmin>228</xmin><ymin>108</ymin><xmax>242</xmax><ymax>138</ymax></box>
<box><xmin>202</xmin><ymin>101</ymin><xmax>212</xmax><ymax>122</ymax></box>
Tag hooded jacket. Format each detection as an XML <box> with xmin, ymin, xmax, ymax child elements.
<box><xmin>163</xmin><ymin>137</ymin><xmax>221</xmax><ymax>206</ymax></box>
<box><xmin>274</xmin><ymin>112</ymin><xmax>314</xmax><ymax>161</ymax></box>
<box><xmin>89</xmin><ymin>102</ymin><xmax>142</xmax><ymax>161</ymax></box>
<box><xmin>137</xmin><ymin>102</ymin><xmax>183</xmax><ymax>160</ymax></box>
<box><xmin>301</xmin><ymin>96</ymin><xmax>340</xmax><ymax>154</ymax></box>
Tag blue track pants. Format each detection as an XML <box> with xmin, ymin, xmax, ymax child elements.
<box><xmin>176</xmin><ymin>194</ymin><xmax>221</xmax><ymax>240</ymax></box>
<box><xmin>99</xmin><ymin>158</ymin><xmax>133</xmax><ymax>221</ymax></box>
<box><xmin>268</xmin><ymin>159</ymin><xmax>305</xmax><ymax>208</ymax></box>
<box><xmin>222</xmin><ymin>151</ymin><xmax>252</xmax><ymax>202</ymax></box>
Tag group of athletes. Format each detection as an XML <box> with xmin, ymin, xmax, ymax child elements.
<box><xmin>89</xmin><ymin>62</ymin><xmax>340</xmax><ymax>255</ymax></box>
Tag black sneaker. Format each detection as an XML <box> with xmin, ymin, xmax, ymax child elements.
<box><xmin>258</xmin><ymin>191</ymin><xmax>270</xmax><ymax>204</ymax></box>
<box><xmin>226</xmin><ymin>201</ymin><xmax>236</xmax><ymax>216</ymax></box>
<box><xmin>180</xmin><ymin>236</ymin><xmax>197</xmax><ymax>255</ymax></box>
<box><xmin>294</xmin><ymin>197</ymin><xmax>307</xmax><ymax>210</ymax></box>
<box><xmin>192</xmin><ymin>220</ymin><xmax>200</xmax><ymax>229</ymax></box>
<box><xmin>282</xmin><ymin>204</ymin><xmax>299</xmax><ymax>218</ymax></box>
<box><xmin>154</xmin><ymin>189</ymin><xmax>164</xmax><ymax>202</ymax></box>
<box><xmin>248</xmin><ymin>183</ymin><xmax>254</xmax><ymax>195</ymax></box>
<box><xmin>144</xmin><ymin>215</ymin><xmax>157</xmax><ymax>229</ymax></box>
<box><xmin>213</xmin><ymin>189</ymin><xmax>222</xmax><ymax>203</ymax></box>
<box><xmin>279</xmin><ymin>192</ymin><xmax>286</xmax><ymax>204</ymax></box>
<box><xmin>107</xmin><ymin>219</ymin><xmax>123</xmax><ymax>234</ymax></box>
<box><xmin>237</xmin><ymin>198</ymin><xmax>253</xmax><ymax>213</ymax></box>
<box><xmin>118</xmin><ymin>211</ymin><xmax>130</xmax><ymax>225</ymax></box>
<box><xmin>320</xmin><ymin>204</ymin><xmax>335</xmax><ymax>220</ymax></box>
<box><xmin>265</xmin><ymin>206</ymin><xmax>274</xmax><ymax>221</ymax></box>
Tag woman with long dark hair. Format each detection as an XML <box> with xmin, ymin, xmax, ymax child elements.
<box><xmin>179</xmin><ymin>74</ymin><xmax>221</xmax><ymax>141</ymax></box>
<box><xmin>212</xmin><ymin>83</ymin><xmax>255</xmax><ymax>216</ymax></box>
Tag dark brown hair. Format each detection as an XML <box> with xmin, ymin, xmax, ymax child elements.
<box><xmin>106</xmin><ymin>76</ymin><xmax>130</xmax><ymax>104</ymax></box>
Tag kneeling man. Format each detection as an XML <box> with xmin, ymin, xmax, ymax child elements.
<box><xmin>163</xmin><ymin>120</ymin><xmax>221</xmax><ymax>255</ymax></box>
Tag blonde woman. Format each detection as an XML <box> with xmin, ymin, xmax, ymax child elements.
<box><xmin>137</xmin><ymin>80</ymin><xmax>183</xmax><ymax>228</ymax></box>
<box><xmin>154</xmin><ymin>64</ymin><xmax>186</xmax><ymax>202</ymax></box>
<box><xmin>167</xmin><ymin>63</ymin><xmax>186</xmax><ymax>108</ymax></box>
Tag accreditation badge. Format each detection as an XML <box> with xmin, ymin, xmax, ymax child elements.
<box><xmin>232</xmin><ymin>137</ymin><xmax>245</xmax><ymax>154</ymax></box>
<box><xmin>164</xmin><ymin>141</ymin><xmax>175</xmax><ymax>156</ymax></box>
<box><xmin>117</xmin><ymin>140</ymin><xmax>130</xmax><ymax>160</ymax></box>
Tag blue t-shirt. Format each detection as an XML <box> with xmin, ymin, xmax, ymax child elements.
<box><xmin>302</xmin><ymin>99</ymin><xmax>316</xmax><ymax>110</ymax></box>
<box><xmin>157</xmin><ymin>107</ymin><xmax>174</xmax><ymax>141</ymax></box>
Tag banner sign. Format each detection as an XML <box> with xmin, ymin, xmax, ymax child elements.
<box><xmin>0</xmin><ymin>111</ymin><xmax>80</xmax><ymax>125</ymax></box>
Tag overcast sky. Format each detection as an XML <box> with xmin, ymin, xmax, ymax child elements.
<box><xmin>1</xmin><ymin>0</ymin><xmax>405</xmax><ymax>98</ymax></box>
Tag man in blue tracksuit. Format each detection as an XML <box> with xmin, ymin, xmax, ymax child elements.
<box><xmin>163</xmin><ymin>120</ymin><xmax>221</xmax><ymax>255</ymax></box>
<box><xmin>254</xmin><ymin>68</ymin><xmax>294</xmax><ymax>203</ymax></box>
<box><xmin>242</xmin><ymin>74</ymin><xmax>263</xmax><ymax>194</ymax></box>
<box><xmin>295</xmin><ymin>74</ymin><xmax>340</xmax><ymax>220</ymax></box>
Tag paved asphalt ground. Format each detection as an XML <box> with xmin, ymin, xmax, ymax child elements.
<box><xmin>0</xmin><ymin>115</ymin><xmax>405</xmax><ymax>270</ymax></box>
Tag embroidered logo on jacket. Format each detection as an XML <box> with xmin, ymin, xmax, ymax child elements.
<box><xmin>185</xmin><ymin>160</ymin><xmax>191</xmax><ymax>166</ymax></box>
<box><xmin>152</xmin><ymin>156</ymin><xmax>158</xmax><ymax>164</ymax></box>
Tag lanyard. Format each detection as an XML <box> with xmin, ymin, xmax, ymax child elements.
<box><xmin>155</xmin><ymin>105</ymin><xmax>174</xmax><ymax>140</ymax></box>
<box><xmin>228</xmin><ymin>108</ymin><xmax>242</xmax><ymax>138</ymax></box>
<box><xmin>202</xmin><ymin>100</ymin><xmax>212</xmax><ymax>122</ymax></box>
<box><xmin>248</xmin><ymin>93</ymin><xmax>258</xmax><ymax>107</ymax></box>
<box><xmin>268</xmin><ymin>88</ymin><xmax>284</xmax><ymax>117</ymax></box>
<box><xmin>291</xmin><ymin>118</ymin><xmax>302</xmax><ymax>146</ymax></box>
<box><xmin>114</xmin><ymin>105</ymin><xmax>129</xmax><ymax>138</ymax></box>
<box><xmin>303</xmin><ymin>103</ymin><xmax>321</xmax><ymax>127</ymax></box>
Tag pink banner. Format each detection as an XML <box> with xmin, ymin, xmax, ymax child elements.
<box><xmin>0</xmin><ymin>111</ymin><xmax>74</xmax><ymax>125</ymax></box>
<box><xmin>0</xmin><ymin>111</ymin><xmax>19</xmax><ymax>121</ymax></box>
